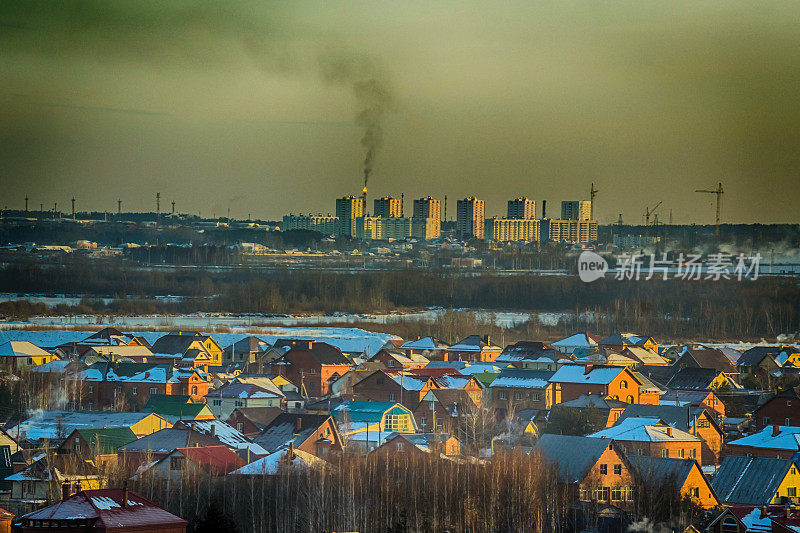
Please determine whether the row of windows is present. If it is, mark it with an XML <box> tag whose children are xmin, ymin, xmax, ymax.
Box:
<box><xmin>598</xmin><ymin>464</ymin><xmax>622</xmax><ymax>475</ymax></box>
<box><xmin>763</xmin><ymin>417</ymin><xmax>793</xmax><ymax>425</ymax></box>
<box><xmin>497</xmin><ymin>391</ymin><xmax>542</xmax><ymax>402</ymax></box>
<box><xmin>580</xmin><ymin>486</ymin><xmax>634</xmax><ymax>502</ymax></box>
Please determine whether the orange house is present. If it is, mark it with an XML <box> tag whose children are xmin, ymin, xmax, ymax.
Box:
<box><xmin>534</xmin><ymin>434</ymin><xmax>635</xmax><ymax>508</ymax></box>
<box><xmin>589</xmin><ymin>417</ymin><xmax>704</xmax><ymax>465</ymax></box>
<box><xmin>549</xmin><ymin>365</ymin><xmax>644</xmax><ymax>403</ymax></box>
<box><xmin>270</xmin><ymin>341</ymin><xmax>352</xmax><ymax>398</ymax></box>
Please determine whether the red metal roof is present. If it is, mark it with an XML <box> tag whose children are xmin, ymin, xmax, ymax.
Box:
<box><xmin>19</xmin><ymin>488</ymin><xmax>187</xmax><ymax>528</ymax></box>
<box><xmin>175</xmin><ymin>445</ymin><xmax>246</xmax><ymax>474</ymax></box>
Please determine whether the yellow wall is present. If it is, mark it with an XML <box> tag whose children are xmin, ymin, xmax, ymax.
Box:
<box><xmin>130</xmin><ymin>414</ymin><xmax>173</xmax><ymax>437</ymax></box>
<box><xmin>770</xmin><ymin>463</ymin><xmax>800</xmax><ymax>503</ymax></box>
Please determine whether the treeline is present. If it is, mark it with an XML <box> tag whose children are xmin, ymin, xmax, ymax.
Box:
<box><xmin>0</xmin><ymin>261</ymin><xmax>798</xmax><ymax>340</ymax></box>
<box><xmin>110</xmin><ymin>452</ymin><xmax>703</xmax><ymax>533</ymax></box>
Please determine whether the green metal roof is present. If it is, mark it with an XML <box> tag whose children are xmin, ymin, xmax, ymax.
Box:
<box><xmin>75</xmin><ymin>427</ymin><xmax>138</xmax><ymax>453</ymax></box>
<box><xmin>473</xmin><ymin>372</ymin><xmax>499</xmax><ymax>386</ymax></box>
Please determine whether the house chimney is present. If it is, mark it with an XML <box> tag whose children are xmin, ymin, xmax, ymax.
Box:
<box><xmin>308</xmin><ymin>341</ymin><xmax>313</xmax><ymax>350</ymax></box>
<box><xmin>122</xmin><ymin>481</ymin><xmax>128</xmax><ymax>508</ymax></box>
<box><xmin>191</xmin><ymin>421</ymin><xmax>196</xmax><ymax>432</ymax></box>
<box><xmin>584</xmin><ymin>364</ymin><xmax>593</xmax><ymax>375</ymax></box>
<box><xmin>295</xmin><ymin>417</ymin><xmax>302</xmax><ymax>433</ymax></box>
<box><xmin>210</xmin><ymin>424</ymin><xmax>216</xmax><ymax>436</ymax></box>
<box><xmin>761</xmin><ymin>507</ymin><xmax>768</xmax><ymax>519</ymax></box>
<box><xmin>773</xmin><ymin>424</ymin><xmax>781</xmax><ymax>437</ymax></box>
<box><xmin>666</xmin><ymin>427</ymin><xmax>673</xmax><ymax>437</ymax></box>
<box><xmin>61</xmin><ymin>483</ymin><xmax>71</xmax><ymax>501</ymax></box>
<box><xmin>483</xmin><ymin>335</ymin><xmax>491</xmax><ymax>345</ymax></box>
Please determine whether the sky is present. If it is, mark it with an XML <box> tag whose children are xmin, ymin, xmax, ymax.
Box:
<box><xmin>1</xmin><ymin>1</ymin><xmax>799</xmax><ymax>224</ymax></box>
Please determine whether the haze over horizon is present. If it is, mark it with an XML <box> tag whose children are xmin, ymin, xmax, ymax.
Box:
<box><xmin>2</xmin><ymin>2</ymin><xmax>799</xmax><ymax>224</ymax></box>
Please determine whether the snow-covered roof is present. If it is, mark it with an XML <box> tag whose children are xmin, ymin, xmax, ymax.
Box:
<box><xmin>9</xmin><ymin>410</ymin><xmax>160</xmax><ymax>442</ymax></box>
<box><xmin>180</xmin><ymin>419</ymin><xmax>266</xmax><ymax>455</ymax></box>
<box><xmin>728</xmin><ymin>426</ymin><xmax>800</xmax><ymax>451</ymax></box>
<box><xmin>551</xmin><ymin>333</ymin><xmax>598</xmax><ymax>348</ymax></box>
<box><xmin>549</xmin><ymin>365</ymin><xmax>626</xmax><ymax>385</ymax></box>
<box><xmin>399</xmin><ymin>337</ymin><xmax>446</xmax><ymax>350</ymax></box>
<box><xmin>0</xmin><ymin>340</ymin><xmax>52</xmax><ymax>357</ymax></box>
<box><xmin>588</xmin><ymin>417</ymin><xmax>700</xmax><ymax>442</ymax></box>
<box><xmin>229</xmin><ymin>447</ymin><xmax>324</xmax><ymax>475</ymax></box>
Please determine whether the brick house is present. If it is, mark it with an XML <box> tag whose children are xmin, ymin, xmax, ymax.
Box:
<box><xmin>369</xmin><ymin>349</ymin><xmax>428</xmax><ymax>369</ymax></box>
<box><xmin>660</xmin><ymin>389</ymin><xmax>726</xmax><ymax>418</ymax></box>
<box><xmin>270</xmin><ymin>341</ymin><xmax>352</xmax><ymax>398</ymax></box>
<box><xmin>149</xmin><ymin>332</ymin><xmax>224</xmax><ymax>370</ymax></box>
<box><xmin>534</xmin><ymin>434</ymin><xmax>635</xmax><ymax>508</ymax></box>
<box><xmin>444</xmin><ymin>335</ymin><xmax>502</xmax><ymax>362</ymax></box>
<box><xmin>72</xmin><ymin>362</ymin><xmax>208</xmax><ymax>411</ymax></box>
<box><xmin>57</xmin><ymin>427</ymin><xmax>138</xmax><ymax>468</ymax></box>
<box><xmin>614</xmin><ymin>404</ymin><xmax>724</xmax><ymax>465</ymax></box>
<box><xmin>253</xmin><ymin>413</ymin><xmax>343</xmax><ymax>460</ymax></box>
<box><xmin>589</xmin><ymin>417</ymin><xmax>704</xmax><ymax>465</ymax></box>
<box><xmin>753</xmin><ymin>387</ymin><xmax>800</xmax><ymax>430</ymax></box>
<box><xmin>412</xmin><ymin>389</ymin><xmax>477</xmax><ymax>434</ymax></box>
<box><xmin>626</xmin><ymin>456</ymin><xmax>719</xmax><ymax>509</ymax></box>
<box><xmin>489</xmin><ymin>369</ymin><xmax>558</xmax><ymax>411</ymax></box>
<box><xmin>548</xmin><ymin>365</ymin><xmax>644</xmax><ymax>404</ymax></box>
<box><xmin>353</xmin><ymin>370</ymin><xmax>439</xmax><ymax>409</ymax></box>
<box><xmin>727</xmin><ymin>426</ymin><xmax>800</xmax><ymax>459</ymax></box>
<box><xmin>225</xmin><ymin>407</ymin><xmax>283</xmax><ymax>438</ymax></box>
<box><xmin>371</xmin><ymin>433</ymin><xmax>461</xmax><ymax>458</ymax></box>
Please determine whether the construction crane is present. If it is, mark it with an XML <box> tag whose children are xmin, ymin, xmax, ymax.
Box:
<box><xmin>644</xmin><ymin>201</ymin><xmax>662</xmax><ymax>226</ymax></box>
<box><xmin>590</xmin><ymin>182</ymin><xmax>599</xmax><ymax>220</ymax></box>
<box><xmin>695</xmin><ymin>182</ymin><xmax>724</xmax><ymax>235</ymax></box>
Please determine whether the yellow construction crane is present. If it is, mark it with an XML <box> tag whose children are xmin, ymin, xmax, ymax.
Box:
<box><xmin>644</xmin><ymin>201</ymin><xmax>662</xmax><ymax>226</ymax></box>
<box><xmin>695</xmin><ymin>182</ymin><xmax>724</xmax><ymax>235</ymax></box>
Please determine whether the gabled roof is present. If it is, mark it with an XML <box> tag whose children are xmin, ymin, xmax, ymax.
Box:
<box><xmin>0</xmin><ymin>340</ymin><xmax>52</xmax><ymax>358</ymax></box>
<box><xmin>728</xmin><ymin>426</ymin><xmax>800</xmax><ymax>452</ymax></box>
<box><xmin>73</xmin><ymin>427</ymin><xmax>138</xmax><ymax>453</ymax></box>
<box><xmin>19</xmin><ymin>489</ymin><xmax>187</xmax><ymax>528</ymax></box>
<box><xmin>399</xmin><ymin>337</ymin><xmax>449</xmax><ymax>350</ymax></box>
<box><xmin>551</xmin><ymin>332</ymin><xmax>601</xmax><ymax>348</ymax></box>
<box><xmin>10</xmin><ymin>410</ymin><xmax>165</xmax><ymax>442</ymax></box>
<box><xmin>227</xmin><ymin>407</ymin><xmax>284</xmax><ymax>429</ymax></box>
<box><xmin>490</xmin><ymin>369</ymin><xmax>554</xmax><ymax>389</ymax></box>
<box><xmin>173</xmin><ymin>420</ymin><xmax>266</xmax><ymax>455</ymax></box>
<box><xmin>549</xmin><ymin>365</ymin><xmax>634</xmax><ymax>385</ymax></box>
<box><xmin>637</xmin><ymin>365</ymin><xmax>679</xmax><ymax>388</ymax></box>
<box><xmin>332</xmin><ymin>401</ymin><xmax>411</xmax><ymax>423</ymax></box>
<box><xmin>447</xmin><ymin>335</ymin><xmax>500</xmax><ymax>352</ymax></box>
<box><xmin>141</xmin><ymin>395</ymin><xmax>211</xmax><ymax>421</ymax></box>
<box><xmin>253</xmin><ymin>413</ymin><xmax>334</xmax><ymax>453</ymax></box>
<box><xmin>533</xmin><ymin>434</ymin><xmax>616</xmax><ymax>483</ymax></box>
<box><xmin>117</xmin><ymin>428</ymin><xmax>220</xmax><ymax>453</ymax></box>
<box><xmin>205</xmin><ymin>382</ymin><xmax>283</xmax><ymax>400</ymax></box>
<box><xmin>278</xmin><ymin>340</ymin><xmax>352</xmax><ymax>365</ymax></box>
<box><xmin>712</xmin><ymin>456</ymin><xmax>796</xmax><ymax>505</ymax></box>
<box><xmin>737</xmin><ymin>346</ymin><xmax>798</xmax><ymax>368</ymax></box>
<box><xmin>626</xmin><ymin>455</ymin><xmax>698</xmax><ymax>487</ymax></box>
<box><xmin>598</xmin><ymin>333</ymin><xmax>641</xmax><ymax>346</ymax></box>
<box><xmin>555</xmin><ymin>394</ymin><xmax>626</xmax><ymax>410</ymax></box>
<box><xmin>622</xmin><ymin>347</ymin><xmax>668</xmax><ymax>366</ymax></box>
<box><xmin>678</xmin><ymin>348</ymin><xmax>736</xmax><ymax>373</ymax></box>
<box><xmin>230</xmin><ymin>446</ymin><xmax>326</xmax><ymax>475</ymax></box>
<box><xmin>615</xmin><ymin>404</ymin><xmax>716</xmax><ymax>433</ymax></box>
<box><xmin>170</xmin><ymin>445</ymin><xmax>246</xmax><ymax>474</ymax></box>
<box><xmin>496</xmin><ymin>342</ymin><xmax>558</xmax><ymax>364</ymax></box>
<box><xmin>226</xmin><ymin>336</ymin><xmax>268</xmax><ymax>353</ymax></box>
<box><xmin>589</xmin><ymin>417</ymin><xmax>700</xmax><ymax>442</ymax></box>
<box><xmin>420</xmin><ymin>389</ymin><xmax>477</xmax><ymax>415</ymax></box>
<box><xmin>150</xmin><ymin>333</ymin><xmax>213</xmax><ymax>356</ymax></box>
<box><xmin>666</xmin><ymin>367</ymin><xmax>729</xmax><ymax>390</ymax></box>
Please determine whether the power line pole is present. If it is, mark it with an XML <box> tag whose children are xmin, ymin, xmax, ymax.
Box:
<box><xmin>71</xmin><ymin>197</ymin><xmax>75</xmax><ymax>221</ymax></box>
<box><xmin>156</xmin><ymin>192</ymin><xmax>161</xmax><ymax>226</ymax></box>
<box><xmin>117</xmin><ymin>199</ymin><xmax>122</xmax><ymax>216</ymax></box>
<box><xmin>171</xmin><ymin>200</ymin><xmax>175</xmax><ymax>215</ymax></box>
<box><xmin>24</xmin><ymin>196</ymin><xmax>28</xmax><ymax>212</ymax></box>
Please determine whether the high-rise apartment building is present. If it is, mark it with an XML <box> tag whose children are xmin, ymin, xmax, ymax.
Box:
<box><xmin>561</xmin><ymin>201</ymin><xmax>592</xmax><ymax>221</ymax></box>
<box><xmin>507</xmin><ymin>197</ymin><xmax>536</xmax><ymax>219</ymax></box>
<box><xmin>456</xmin><ymin>197</ymin><xmax>485</xmax><ymax>239</ymax></box>
<box><xmin>413</xmin><ymin>197</ymin><xmax>441</xmax><ymax>221</ymax></box>
<box><xmin>374</xmin><ymin>196</ymin><xmax>402</xmax><ymax>218</ymax></box>
<box><xmin>486</xmin><ymin>217</ymin><xmax>540</xmax><ymax>242</ymax></box>
<box><xmin>335</xmin><ymin>195</ymin><xmax>365</xmax><ymax>237</ymax></box>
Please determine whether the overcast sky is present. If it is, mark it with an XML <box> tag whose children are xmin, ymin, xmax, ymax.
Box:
<box><xmin>2</xmin><ymin>1</ymin><xmax>799</xmax><ymax>223</ymax></box>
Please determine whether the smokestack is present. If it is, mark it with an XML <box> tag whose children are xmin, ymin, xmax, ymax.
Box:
<box><xmin>400</xmin><ymin>193</ymin><xmax>404</xmax><ymax>218</ymax></box>
<box><xmin>542</xmin><ymin>200</ymin><xmax>547</xmax><ymax>219</ymax></box>
<box><xmin>444</xmin><ymin>195</ymin><xmax>447</xmax><ymax>222</ymax></box>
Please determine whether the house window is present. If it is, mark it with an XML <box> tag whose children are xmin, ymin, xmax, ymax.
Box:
<box><xmin>191</xmin><ymin>386</ymin><xmax>198</xmax><ymax>395</ymax></box>
<box><xmin>132</xmin><ymin>386</ymin><xmax>138</xmax><ymax>395</ymax></box>
<box><xmin>626</xmin><ymin>396</ymin><xmax>634</xmax><ymax>403</ymax></box>
<box><xmin>419</xmin><ymin>417</ymin><xmax>427</xmax><ymax>429</ymax></box>
<box><xmin>788</xmin><ymin>487</ymin><xmax>797</xmax><ymax>497</ymax></box>
<box><xmin>514</xmin><ymin>392</ymin><xmax>522</xmax><ymax>401</ymax></box>
<box><xmin>150</xmin><ymin>387</ymin><xmax>158</xmax><ymax>395</ymax></box>
<box><xmin>661</xmin><ymin>449</ymin><xmax>668</xmax><ymax>458</ymax></box>
<box><xmin>678</xmin><ymin>449</ymin><xmax>685</xmax><ymax>458</ymax></box>
<box><xmin>213</xmin><ymin>400</ymin><xmax>222</xmax><ymax>406</ymax></box>
<box><xmin>88</xmin><ymin>385</ymin><xmax>94</xmax><ymax>394</ymax></box>
<box><xmin>87</xmin><ymin>401</ymin><xmax>93</xmax><ymax>410</ymax></box>
<box><xmin>532</xmin><ymin>393</ymin><xmax>541</xmax><ymax>402</ymax></box>
<box><xmin>396</xmin><ymin>442</ymin><xmax>404</xmax><ymax>452</ymax></box>
<box><xmin>637</xmin><ymin>448</ymin><xmax>643</xmax><ymax>456</ymax></box>
<box><xmin>599</xmin><ymin>464</ymin><xmax>607</xmax><ymax>475</ymax></box>
<box><xmin>115</xmin><ymin>386</ymin><xmax>122</xmax><ymax>394</ymax></box>
<box><xmin>389</xmin><ymin>393</ymin><xmax>396</xmax><ymax>402</ymax></box>
<box><xmin>235</xmin><ymin>400</ymin><xmax>243</xmax><ymax>407</ymax></box>
<box><xmin>613</xmin><ymin>464</ymin><xmax>621</xmax><ymax>475</ymax></box>
<box><xmin>620</xmin><ymin>380</ymin><xmax>627</xmax><ymax>389</ymax></box>
<box><xmin>787</xmin><ymin>418</ymin><xmax>792</xmax><ymax>426</ymax></box>
<box><xmin>721</xmin><ymin>516</ymin><xmax>739</xmax><ymax>533</ymax></box>
<box><xmin>788</xmin><ymin>400</ymin><xmax>793</xmax><ymax>407</ymax></box>
<box><xmin>237</xmin><ymin>423</ymin><xmax>243</xmax><ymax>432</ymax></box>
<box><xmin>385</xmin><ymin>414</ymin><xmax>410</xmax><ymax>432</ymax></box>
<box><xmin>170</xmin><ymin>456</ymin><xmax>184</xmax><ymax>470</ymax></box>
<box><xmin>498</xmin><ymin>391</ymin><xmax>507</xmax><ymax>400</ymax></box>
<box><xmin>690</xmin><ymin>487</ymin><xmax>700</xmax><ymax>498</ymax></box>
<box><xmin>611</xmin><ymin>487</ymin><xmax>623</xmax><ymax>501</ymax></box>
<box><xmin>764</xmin><ymin>416</ymin><xmax>770</xmax><ymax>425</ymax></box>
<box><xmin>690</xmin><ymin>449</ymin><xmax>696</xmax><ymax>459</ymax></box>
<box><xmin>697</xmin><ymin>419</ymin><xmax>710</xmax><ymax>428</ymax></box>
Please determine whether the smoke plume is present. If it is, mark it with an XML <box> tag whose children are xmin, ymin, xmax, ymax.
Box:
<box><xmin>321</xmin><ymin>55</ymin><xmax>394</xmax><ymax>195</ymax></box>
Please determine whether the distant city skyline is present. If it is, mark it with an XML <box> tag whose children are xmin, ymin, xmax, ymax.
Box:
<box><xmin>2</xmin><ymin>2</ymin><xmax>799</xmax><ymax>224</ymax></box>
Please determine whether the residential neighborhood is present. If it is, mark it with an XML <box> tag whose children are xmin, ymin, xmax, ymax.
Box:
<box><xmin>0</xmin><ymin>325</ymin><xmax>798</xmax><ymax>531</ymax></box>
